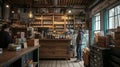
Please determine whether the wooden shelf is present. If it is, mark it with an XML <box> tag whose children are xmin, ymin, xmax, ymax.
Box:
<box><xmin>30</xmin><ymin>15</ymin><xmax>79</xmax><ymax>33</ymax></box>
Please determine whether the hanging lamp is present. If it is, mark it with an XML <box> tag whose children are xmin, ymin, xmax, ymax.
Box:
<box><xmin>28</xmin><ymin>4</ymin><xmax>33</xmax><ymax>18</ymax></box>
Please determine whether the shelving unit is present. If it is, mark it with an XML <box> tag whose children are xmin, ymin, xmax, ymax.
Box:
<box><xmin>54</xmin><ymin>15</ymin><xmax>65</xmax><ymax>33</ymax></box>
<box><xmin>66</xmin><ymin>15</ymin><xmax>75</xmax><ymax>29</ymax></box>
<box><xmin>109</xmin><ymin>47</ymin><xmax>120</xmax><ymax>67</ymax></box>
<box><xmin>90</xmin><ymin>46</ymin><xmax>110</xmax><ymax>67</ymax></box>
<box><xmin>30</xmin><ymin>14</ymin><xmax>78</xmax><ymax>33</ymax></box>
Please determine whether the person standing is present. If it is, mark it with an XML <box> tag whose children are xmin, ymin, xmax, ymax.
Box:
<box><xmin>0</xmin><ymin>24</ymin><xmax>13</xmax><ymax>48</ymax></box>
<box><xmin>70</xmin><ymin>30</ymin><xmax>78</xmax><ymax>57</ymax></box>
<box><xmin>75</xmin><ymin>24</ymin><xmax>84</xmax><ymax>62</ymax></box>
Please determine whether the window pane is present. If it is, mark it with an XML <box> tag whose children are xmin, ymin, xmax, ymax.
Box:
<box><xmin>109</xmin><ymin>8</ymin><xmax>114</xmax><ymax>17</ymax></box>
<box><xmin>96</xmin><ymin>22</ymin><xmax>98</xmax><ymax>30</ymax></box>
<box><xmin>109</xmin><ymin>17</ymin><xmax>114</xmax><ymax>29</ymax></box>
<box><xmin>95</xmin><ymin>22</ymin><xmax>97</xmax><ymax>30</ymax></box>
<box><xmin>115</xmin><ymin>16</ymin><xmax>118</xmax><ymax>28</ymax></box>
<box><xmin>94</xmin><ymin>13</ymin><xmax>100</xmax><ymax>31</ymax></box>
<box><xmin>95</xmin><ymin>21</ymin><xmax>100</xmax><ymax>30</ymax></box>
<box><xmin>118</xmin><ymin>5</ymin><xmax>120</xmax><ymax>14</ymax></box>
<box><xmin>119</xmin><ymin>15</ymin><xmax>120</xmax><ymax>26</ymax></box>
<box><xmin>96</xmin><ymin>16</ymin><xmax>99</xmax><ymax>21</ymax></box>
<box><xmin>98</xmin><ymin>16</ymin><xmax>100</xmax><ymax>21</ymax></box>
<box><xmin>98</xmin><ymin>21</ymin><xmax>100</xmax><ymax>30</ymax></box>
<box><xmin>115</xmin><ymin>6</ymin><xmax>118</xmax><ymax>15</ymax></box>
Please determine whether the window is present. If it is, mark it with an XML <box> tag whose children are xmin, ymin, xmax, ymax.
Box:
<box><xmin>94</xmin><ymin>13</ymin><xmax>100</xmax><ymax>32</ymax></box>
<box><xmin>108</xmin><ymin>5</ymin><xmax>120</xmax><ymax>29</ymax></box>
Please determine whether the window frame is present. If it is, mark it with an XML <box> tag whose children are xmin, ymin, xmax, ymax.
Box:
<box><xmin>108</xmin><ymin>5</ymin><xmax>120</xmax><ymax>29</ymax></box>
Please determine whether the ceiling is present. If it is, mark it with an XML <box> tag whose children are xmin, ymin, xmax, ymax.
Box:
<box><xmin>9</xmin><ymin>0</ymin><xmax>95</xmax><ymax>8</ymax></box>
<box><xmin>7</xmin><ymin>0</ymin><xmax>98</xmax><ymax>15</ymax></box>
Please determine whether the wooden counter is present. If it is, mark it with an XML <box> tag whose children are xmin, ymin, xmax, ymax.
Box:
<box><xmin>39</xmin><ymin>39</ymin><xmax>71</xmax><ymax>59</ymax></box>
<box><xmin>0</xmin><ymin>46</ymin><xmax>39</xmax><ymax>67</ymax></box>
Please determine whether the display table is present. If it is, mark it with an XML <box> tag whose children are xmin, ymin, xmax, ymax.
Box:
<box><xmin>0</xmin><ymin>46</ymin><xmax>40</xmax><ymax>67</ymax></box>
<box><xmin>39</xmin><ymin>39</ymin><xmax>71</xmax><ymax>59</ymax></box>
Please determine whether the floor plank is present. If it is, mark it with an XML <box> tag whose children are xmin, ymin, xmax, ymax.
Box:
<box><xmin>67</xmin><ymin>60</ymin><xmax>74</xmax><ymax>67</ymax></box>
<box><xmin>51</xmin><ymin>60</ymin><xmax>56</xmax><ymax>67</ymax></box>
<box><xmin>56</xmin><ymin>60</ymin><xmax>61</xmax><ymax>67</ymax></box>
<box><xmin>39</xmin><ymin>58</ymin><xmax>84</xmax><ymax>67</ymax></box>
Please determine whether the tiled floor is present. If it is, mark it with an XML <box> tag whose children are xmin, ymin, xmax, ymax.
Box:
<box><xmin>39</xmin><ymin>58</ymin><xmax>84</xmax><ymax>67</ymax></box>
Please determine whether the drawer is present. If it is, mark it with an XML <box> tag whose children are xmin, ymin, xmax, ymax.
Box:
<box><xmin>110</xmin><ymin>60</ymin><xmax>120</xmax><ymax>67</ymax></box>
<box><xmin>39</xmin><ymin>52</ymin><xmax>55</xmax><ymax>56</ymax></box>
<box><xmin>39</xmin><ymin>52</ymin><xmax>69</xmax><ymax>57</ymax></box>
<box><xmin>40</xmin><ymin>46</ymin><xmax>68</xmax><ymax>49</ymax></box>
<box><xmin>54</xmin><ymin>52</ymin><xmax>68</xmax><ymax>57</ymax></box>
<box><xmin>110</xmin><ymin>55</ymin><xmax>120</xmax><ymax>64</ymax></box>
<box><xmin>111</xmin><ymin>48</ymin><xmax>120</xmax><ymax>57</ymax></box>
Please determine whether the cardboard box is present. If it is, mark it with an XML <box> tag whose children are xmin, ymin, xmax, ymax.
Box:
<box><xmin>27</xmin><ymin>39</ymin><xmax>39</xmax><ymax>46</ymax></box>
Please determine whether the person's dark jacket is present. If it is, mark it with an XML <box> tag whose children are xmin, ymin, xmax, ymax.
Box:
<box><xmin>0</xmin><ymin>31</ymin><xmax>13</xmax><ymax>48</ymax></box>
<box><xmin>76</xmin><ymin>30</ymin><xmax>84</xmax><ymax>45</ymax></box>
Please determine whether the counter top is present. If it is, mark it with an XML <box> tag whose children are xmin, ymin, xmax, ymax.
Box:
<box><xmin>39</xmin><ymin>39</ymin><xmax>71</xmax><ymax>41</ymax></box>
<box><xmin>0</xmin><ymin>45</ymin><xmax>40</xmax><ymax>66</ymax></box>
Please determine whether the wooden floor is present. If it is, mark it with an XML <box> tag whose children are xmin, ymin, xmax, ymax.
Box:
<box><xmin>39</xmin><ymin>58</ymin><xmax>84</xmax><ymax>67</ymax></box>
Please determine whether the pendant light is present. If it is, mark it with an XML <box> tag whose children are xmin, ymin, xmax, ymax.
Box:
<box><xmin>28</xmin><ymin>4</ymin><xmax>33</xmax><ymax>18</ymax></box>
<box><xmin>29</xmin><ymin>10</ymin><xmax>33</xmax><ymax>18</ymax></box>
<box><xmin>6</xmin><ymin>4</ymin><xmax>9</xmax><ymax>8</ymax></box>
<box><xmin>67</xmin><ymin>7</ymin><xmax>72</xmax><ymax>14</ymax></box>
<box><xmin>68</xmin><ymin>10</ymin><xmax>71</xmax><ymax>13</ymax></box>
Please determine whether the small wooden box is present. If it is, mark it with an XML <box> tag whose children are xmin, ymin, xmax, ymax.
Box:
<box><xmin>98</xmin><ymin>36</ymin><xmax>107</xmax><ymax>47</ymax></box>
<box><xmin>115</xmin><ymin>32</ymin><xmax>120</xmax><ymax>40</ymax></box>
<box><xmin>27</xmin><ymin>39</ymin><xmax>39</xmax><ymax>46</ymax></box>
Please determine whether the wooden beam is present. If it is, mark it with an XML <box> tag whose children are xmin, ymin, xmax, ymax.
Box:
<box><xmin>73</xmin><ymin>0</ymin><xmax>76</xmax><ymax>6</ymax></box>
<box><xmin>69</xmin><ymin>0</ymin><xmax>71</xmax><ymax>5</ymax></box>
<box><xmin>70</xmin><ymin>0</ymin><xmax>72</xmax><ymax>5</ymax></box>
<box><xmin>78</xmin><ymin>0</ymin><xmax>81</xmax><ymax>5</ymax></box>
<box><xmin>71</xmin><ymin>0</ymin><xmax>74</xmax><ymax>5</ymax></box>
<box><xmin>66</xmin><ymin>0</ymin><xmax>68</xmax><ymax>5</ymax></box>
<box><xmin>58</xmin><ymin>0</ymin><xmax>60</xmax><ymax>5</ymax></box>
<box><xmin>33</xmin><ymin>5</ymin><xmax>85</xmax><ymax>9</ymax></box>
<box><xmin>45</xmin><ymin>0</ymin><xmax>48</xmax><ymax>5</ymax></box>
<box><xmin>60</xmin><ymin>0</ymin><xmax>62</xmax><ymax>5</ymax></box>
<box><xmin>64</xmin><ymin>0</ymin><xmax>67</xmax><ymax>5</ymax></box>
